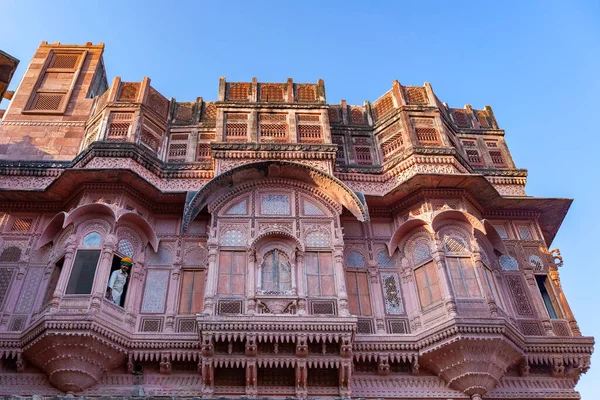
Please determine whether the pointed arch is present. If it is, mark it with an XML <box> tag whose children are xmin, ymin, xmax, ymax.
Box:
<box><xmin>482</xmin><ymin>219</ymin><xmax>509</xmax><ymax>255</ymax></box>
<box><xmin>431</xmin><ymin>209</ymin><xmax>486</xmax><ymax>236</ymax></box>
<box><xmin>63</xmin><ymin>203</ymin><xmax>117</xmax><ymax>229</ymax></box>
<box><xmin>37</xmin><ymin>211</ymin><xmax>67</xmax><ymax>249</ymax></box>
<box><xmin>116</xmin><ymin>212</ymin><xmax>159</xmax><ymax>251</ymax></box>
<box><xmin>182</xmin><ymin>161</ymin><xmax>369</xmax><ymax>233</ymax></box>
<box><xmin>388</xmin><ymin>218</ymin><xmax>433</xmax><ymax>256</ymax></box>
<box><xmin>249</xmin><ymin>230</ymin><xmax>305</xmax><ymax>253</ymax></box>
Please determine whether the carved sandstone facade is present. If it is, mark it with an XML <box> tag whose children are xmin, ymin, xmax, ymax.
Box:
<box><xmin>0</xmin><ymin>42</ymin><xmax>593</xmax><ymax>399</ymax></box>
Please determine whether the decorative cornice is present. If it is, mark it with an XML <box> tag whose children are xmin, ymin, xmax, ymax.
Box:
<box><xmin>0</xmin><ymin>120</ymin><xmax>86</xmax><ymax>127</ymax></box>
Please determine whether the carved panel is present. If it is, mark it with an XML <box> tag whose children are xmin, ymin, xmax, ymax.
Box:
<box><xmin>381</xmin><ymin>272</ymin><xmax>404</xmax><ymax>314</ymax></box>
<box><xmin>141</xmin><ymin>269</ymin><xmax>170</xmax><ymax>313</ymax></box>
<box><xmin>14</xmin><ymin>267</ymin><xmax>44</xmax><ymax>313</ymax></box>
<box><xmin>0</xmin><ymin>267</ymin><xmax>15</xmax><ymax>309</ymax></box>
<box><xmin>505</xmin><ymin>275</ymin><xmax>534</xmax><ymax>316</ymax></box>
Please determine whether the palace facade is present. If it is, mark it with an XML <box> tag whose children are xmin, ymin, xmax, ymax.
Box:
<box><xmin>0</xmin><ymin>42</ymin><xmax>593</xmax><ymax>399</ymax></box>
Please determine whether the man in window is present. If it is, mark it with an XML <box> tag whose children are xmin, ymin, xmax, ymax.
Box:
<box><xmin>106</xmin><ymin>257</ymin><xmax>132</xmax><ymax>306</ymax></box>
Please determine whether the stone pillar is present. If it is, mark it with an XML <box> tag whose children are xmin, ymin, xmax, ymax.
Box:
<box><xmin>432</xmin><ymin>235</ymin><xmax>457</xmax><ymax>317</ymax></box>
<box><xmin>399</xmin><ymin>258</ymin><xmax>421</xmax><ymax>331</ymax></box>
<box><xmin>471</xmin><ymin>242</ymin><xmax>498</xmax><ymax>317</ymax></box>
<box><xmin>291</xmin><ymin>250</ymin><xmax>298</xmax><ymax>295</ymax></box>
<box><xmin>203</xmin><ymin>234</ymin><xmax>219</xmax><ymax>315</ymax></box>
<box><xmin>523</xmin><ymin>268</ymin><xmax>554</xmax><ymax>335</ymax></box>
<box><xmin>90</xmin><ymin>233</ymin><xmax>118</xmax><ymax>312</ymax></box>
<box><xmin>296</xmin><ymin>252</ymin><xmax>307</xmax><ymax>315</ymax></box>
<box><xmin>367</xmin><ymin>262</ymin><xmax>386</xmax><ymax>333</ymax></box>
<box><xmin>295</xmin><ymin>360</ymin><xmax>308</xmax><ymax>399</ymax></box>
<box><xmin>334</xmin><ymin>247</ymin><xmax>349</xmax><ymax>316</ymax></box>
<box><xmin>164</xmin><ymin>255</ymin><xmax>182</xmax><ymax>332</ymax></box>
<box><xmin>52</xmin><ymin>234</ymin><xmax>77</xmax><ymax>303</ymax></box>
<box><xmin>548</xmin><ymin>267</ymin><xmax>581</xmax><ymax>335</ymax></box>
<box><xmin>245</xmin><ymin>359</ymin><xmax>258</xmax><ymax>397</ymax></box>
<box><xmin>246</xmin><ymin>251</ymin><xmax>256</xmax><ymax>314</ymax></box>
<box><xmin>126</xmin><ymin>259</ymin><xmax>145</xmax><ymax>328</ymax></box>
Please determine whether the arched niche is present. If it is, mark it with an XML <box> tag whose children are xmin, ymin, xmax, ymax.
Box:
<box><xmin>482</xmin><ymin>219</ymin><xmax>509</xmax><ymax>255</ymax></box>
<box><xmin>431</xmin><ymin>209</ymin><xmax>486</xmax><ymax>236</ymax></box>
<box><xmin>250</xmin><ymin>231</ymin><xmax>304</xmax><ymax>255</ymax></box>
<box><xmin>116</xmin><ymin>212</ymin><xmax>159</xmax><ymax>252</ymax></box>
<box><xmin>388</xmin><ymin>218</ymin><xmax>433</xmax><ymax>256</ymax></box>
<box><xmin>182</xmin><ymin>161</ymin><xmax>369</xmax><ymax>233</ymax></box>
<box><xmin>63</xmin><ymin>203</ymin><xmax>117</xmax><ymax>229</ymax></box>
<box><xmin>37</xmin><ymin>211</ymin><xmax>67</xmax><ymax>249</ymax></box>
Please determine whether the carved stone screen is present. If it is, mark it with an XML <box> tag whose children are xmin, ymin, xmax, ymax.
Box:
<box><xmin>260</xmin><ymin>194</ymin><xmax>290</xmax><ymax>215</ymax></box>
<box><xmin>141</xmin><ymin>269</ymin><xmax>170</xmax><ymax>313</ymax></box>
<box><xmin>381</xmin><ymin>272</ymin><xmax>404</xmax><ymax>314</ymax></box>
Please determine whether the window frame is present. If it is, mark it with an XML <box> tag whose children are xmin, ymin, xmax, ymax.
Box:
<box><xmin>414</xmin><ymin>259</ymin><xmax>442</xmax><ymax>310</ymax></box>
<box><xmin>446</xmin><ymin>255</ymin><xmax>483</xmax><ymax>299</ymax></box>
<box><xmin>260</xmin><ymin>249</ymin><xmax>292</xmax><ymax>294</ymax></box>
<box><xmin>24</xmin><ymin>49</ymin><xmax>88</xmax><ymax>115</ymax></box>
<box><xmin>64</xmin><ymin>231</ymin><xmax>103</xmax><ymax>296</ymax></box>
<box><xmin>345</xmin><ymin>270</ymin><xmax>372</xmax><ymax>317</ymax></box>
<box><xmin>217</xmin><ymin>250</ymin><xmax>246</xmax><ymax>296</ymax></box>
<box><xmin>304</xmin><ymin>251</ymin><xmax>335</xmax><ymax>297</ymax></box>
<box><xmin>178</xmin><ymin>268</ymin><xmax>206</xmax><ymax>315</ymax></box>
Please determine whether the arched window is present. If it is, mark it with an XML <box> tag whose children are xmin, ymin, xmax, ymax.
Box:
<box><xmin>529</xmin><ymin>255</ymin><xmax>544</xmax><ymax>272</ymax></box>
<box><xmin>261</xmin><ymin>249</ymin><xmax>291</xmax><ymax>294</ymax></box>
<box><xmin>82</xmin><ymin>232</ymin><xmax>102</xmax><ymax>247</ymax></box>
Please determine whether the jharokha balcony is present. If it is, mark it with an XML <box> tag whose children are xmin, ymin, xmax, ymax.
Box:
<box><xmin>0</xmin><ymin>42</ymin><xmax>592</xmax><ymax>400</ymax></box>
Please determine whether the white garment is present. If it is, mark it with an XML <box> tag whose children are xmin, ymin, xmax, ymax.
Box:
<box><xmin>107</xmin><ymin>269</ymin><xmax>128</xmax><ymax>306</ymax></box>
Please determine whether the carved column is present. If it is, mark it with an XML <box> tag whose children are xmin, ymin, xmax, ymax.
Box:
<box><xmin>339</xmin><ymin>359</ymin><xmax>352</xmax><ymax>398</ymax></box>
<box><xmin>164</xmin><ymin>254</ymin><xmax>182</xmax><ymax>332</ymax></box>
<box><xmin>523</xmin><ymin>268</ymin><xmax>554</xmax><ymax>335</ymax></box>
<box><xmin>51</xmin><ymin>234</ymin><xmax>77</xmax><ymax>307</ymax></box>
<box><xmin>432</xmin><ymin>235</ymin><xmax>456</xmax><ymax>317</ymax></box>
<box><xmin>549</xmin><ymin>266</ymin><xmax>581</xmax><ymax>335</ymax></box>
<box><xmin>203</xmin><ymin>241</ymin><xmax>219</xmax><ymax>315</ymax></box>
<box><xmin>471</xmin><ymin>242</ymin><xmax>498</xmax><ymax>317</ymax></box>
<box><xmin>246</xmin><ymin>250</ymin><xmax>256</xmax><ymax>314</ymax></box>
<box><xmin>333</xmin><ymin>247</ymin><xmax>349</xmax><ymax>316</ymax></box>
<box><xmin>245</xmin><ymin>359</ymin><xmax>258</xmax><ymax>397</ymax></box>
<box><xmin>126</xmin><ymin>259</ymin><xmax>145</xmax><ymax>328</ymax></box>
<box><xmin>296</xmin><ymin>252</ymin><xmax>307</xmax><ymax>315</ymax></box>
<box><xmin>291</xmin><ymin>250</ymin><xmax>298</xmax><ymax>295</ymax></box>
<box><xmin>367</xmin><ymin>261</ymin><xmax>386</xmax><ymax>333</ymax></box>
<box><xmin>399</xmin><ymin>258</ymin><xmax>421</xmax><ymax>331</ymax></box>
<box><xmin>90</xmin><ymin>233</ymin><xmax>118</xmax><ymax>312</ymax></box>
<box><xmin>295</xmin><ymin>360</ymin><xmax>308</xmax><ymax>399</ymax></box>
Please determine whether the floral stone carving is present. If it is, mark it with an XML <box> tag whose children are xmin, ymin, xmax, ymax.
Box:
<box><xmin>23</xmin><ymin>327</ymin><xmax>126</xmax><ymax>393</ymax></box>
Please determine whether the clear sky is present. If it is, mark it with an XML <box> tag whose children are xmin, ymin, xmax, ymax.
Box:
<box><xmin>2</xmin><ymin>0</ymin><xmax>599</xmax><ymax>397</ymax></box>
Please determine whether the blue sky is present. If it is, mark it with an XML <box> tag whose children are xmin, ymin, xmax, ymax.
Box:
<box><xmin>2</xmin><ymin>0</ymin><xmax>599</xmax><ymax>396</ymax></box>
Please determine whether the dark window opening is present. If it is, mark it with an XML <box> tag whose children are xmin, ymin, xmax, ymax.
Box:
<box><xmin>66</xmin><ymin>250</ymin><xmax>101</xmax><ymax>294</ymax></box>
<box><xmin>536</xmin><ymin>275</ymin><xmax>559</xmax><ymax>319</ymax></box>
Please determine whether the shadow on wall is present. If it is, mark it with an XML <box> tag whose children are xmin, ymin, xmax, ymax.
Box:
<box><xmin>0</xmin><ymin>135</ymin><xmax>57</xmax><ymax>161</ymax></box>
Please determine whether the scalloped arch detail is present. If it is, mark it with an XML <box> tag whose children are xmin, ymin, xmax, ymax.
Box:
<box><xmin>182</xmin><ymin>161</ymin><xmax>369</xmax><ymax>233</ymax></box>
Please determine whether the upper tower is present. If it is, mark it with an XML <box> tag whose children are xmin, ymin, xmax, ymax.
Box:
<box><xmin>0</xmin><ymin>41</ymin><xmax>106</xmax><ymax>160</ymax></box>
